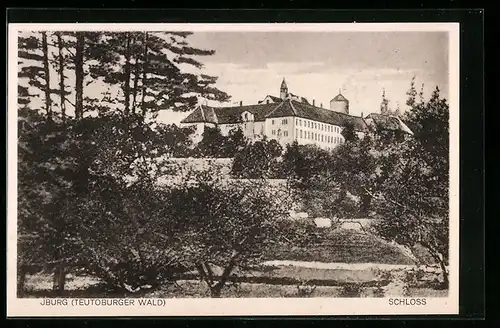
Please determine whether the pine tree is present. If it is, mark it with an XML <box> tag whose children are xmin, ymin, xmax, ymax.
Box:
<box><xmin>74</xmin><ymin>32</ymin><xmax>85</xmax><ymax>119</ymax></box>
<box><xmin>406</xmin><ymin>76</ymin><xmax>417</xmax><ymax>108</ymax></box>
<box><xmin>85</xmin><ymin>31</ymin><xmax>230</xmax><ymax>118</ymax></box>
<box><xmin>52</xmin><ymin>32</ymin><xmax>73</xmax><ymax>121</ymax></box>
<box><xmin>18</xmin><ymin>33</ymin><xmax>47</xmax><ymax>113</ymax></box>
<box><xmin>419</xmin><ymin>83</ymin><xmax>425</xmax><ymax>104</ymax></box>
<box><xmin>394</xmin><ymin>102</ymin><xmax>401</xmax><ymax>117</ymax></box>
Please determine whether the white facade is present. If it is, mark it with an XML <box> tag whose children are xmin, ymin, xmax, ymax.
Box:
<box><xmin>291</xmin><ymin>117</ymin><xmax>345</xmax><ymax>150</ymax></box>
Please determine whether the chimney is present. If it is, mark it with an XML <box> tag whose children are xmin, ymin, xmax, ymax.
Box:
<box><xmin>313</xmin><ymin>99</ymin><xmax>315</xmax><ymax>106</ymax></box>
<box><xmin>240</xmin><ymin>101</ymin><xmax>242</xmax><ymax>106</ymax></box>
<box><xmin>361</xmin><ymin>112</ymin><xmax>363</xmax><ymax>118</ymax></box>
<box><xmin>320</xmin><ymin>103</ymin><xmax>323</xmax><ymax>108</ymax></box>
<box><xmin>266</xmin><ymin>99</ymin><xmax>270</xmax><ymax>104</ymax></box>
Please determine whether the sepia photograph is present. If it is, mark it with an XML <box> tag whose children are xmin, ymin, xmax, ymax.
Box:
<box><xmin>7</xmin><ymin>22</ymin><xmax>459</xmax><ymax>316</ymax></box>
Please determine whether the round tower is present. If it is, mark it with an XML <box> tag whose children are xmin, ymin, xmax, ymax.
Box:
<box><xmin>280</xmin><ymin>78</ymin><xmax>288</xmax><ymax>100</ymax></box>
<box><xmin>330</xmin><ymin>89</ymin><xmax>349</xmax><ymax>114</ymax></box>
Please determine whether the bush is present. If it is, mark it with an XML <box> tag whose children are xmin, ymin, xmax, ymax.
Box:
<box><xmin>339</xmin><ymin>284</ymin><xmax>362</xmax><ymax>297</ymax></box>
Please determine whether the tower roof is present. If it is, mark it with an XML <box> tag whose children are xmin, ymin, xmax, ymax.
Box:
<box><xmin>281</xmin><ymin>78</ymin><xmax>287</xmax><ymax>89</ymax></box>
<box><xmin>331</xmin><ymin>93</ymin><xmax>348</xmax><ymax>102</ymax></box>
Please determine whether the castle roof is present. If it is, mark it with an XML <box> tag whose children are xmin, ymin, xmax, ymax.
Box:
<box><xmin>258</xmin><ymin>95</ymin><xmax>283</xmax><ymax>104</ymax></box>
<box><xmin>181</xmin><ymin>102</ymin><xmax>279</xmax><ymax>124</ymax></box>
<box><xmin>181</xmin><ymin>99</ymin><xmax>369</xmax><ymax>131</ymax></box>
<box><xmin>364</xmin><ymin>113</ymin><xmax>413</xmax><ymax>135</ymax></box>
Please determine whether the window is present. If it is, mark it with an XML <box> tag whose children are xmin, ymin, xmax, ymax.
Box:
<box><xmin>296</xmin><ymin>119</ymin><xmax>298</xmax><ymax>125</ymax></box>
<box><xmin>314</xmin><ymin>123</ymin><xmax>317</xmax><ymax>129</ymax></box>
<box><xmin>315</xmin><ymin>133</ymin><xmax>317</xmax><ymax>141</ymax></box>
<box><xmin>321</xmin><ymin>135</ymin><xmax>324</xmax><ymax>142</ymax></box>
<box><xmin>272</xmin><ymin>120</ymin><xmax>275</xmax><ymax>125</ymax></box>
<box><xmin>272</xmin><ymin>130</ymin><xmax>276</xmax><ymax>135</ymax></box>
<box><xmin>282</xmin><ymin>119</ymin><xmax>288</xmax><ymax>125</ymax></box>
<box><xmin>284</xmin><ymin>131</ymin><xmax>288</xmax><ymax>137</ymax></box>
<box><xmin>300</xmin><ymin>130</ymin><xmax>303</xmax><ymax>138</ymax></box>
<box><xmin>295</xmin><ymin>128</ymin><xmax>298</xmax><ymax>137</ymax></box>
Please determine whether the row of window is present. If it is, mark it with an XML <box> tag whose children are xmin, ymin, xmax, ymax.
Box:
<box><xmin>271</xmin><ymin>130</ymin><xmax>289</xmax><ymax>137</ymax></box>
<box><xmin>296</xmin><ymin>129</ymin><xmax>342</xmax><ymax>144</ymax></box>
<box><xmin>270</xmin><ymin>118</ymin><xmax>340</xmax><ymax>134</ymax></box>
<box><xmin>296</xmin><ymin>118</ymin><xmax>340</xmax><ymax>133</ymax></box>
<box><xmin>271</xmin><ymin>119</ymin><xmax>288</xmax><ymax>125</ymax></box>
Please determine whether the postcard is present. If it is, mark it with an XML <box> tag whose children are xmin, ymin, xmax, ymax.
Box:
<box><xmin>7</xmin><ymin>22</ymin><xmax>459</xmax><ymax>317</ymax></box>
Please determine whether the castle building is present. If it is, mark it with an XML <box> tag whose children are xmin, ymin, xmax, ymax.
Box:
<box><xmin>180</xmin><ymin>78</ymin><xmax>412</xmax><ymax>150</ymax></box>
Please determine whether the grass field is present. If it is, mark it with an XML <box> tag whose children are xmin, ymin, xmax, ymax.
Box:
<box><xmin>264</xmin><ymin>228</ymin><xmax>415</xmax><ymax>265</ymax></box>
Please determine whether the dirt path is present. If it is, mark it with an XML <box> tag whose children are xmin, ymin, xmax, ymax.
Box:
<box><xmin>261</xmin><ymin>260</ymin><xmax>442</xmax><ymax>272</ymax></box>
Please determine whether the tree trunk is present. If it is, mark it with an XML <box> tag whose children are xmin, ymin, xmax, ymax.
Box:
<box><xmin>52</xmin><ymin>264</ymin><xmax>66</xmax><ymax>295</ymax></box>
<box><xmin>131</xmin><ymin>58</ymin><xmax>141</xmax><ymax>114</ymax></box>
<box><xmin>41</xmin><ymin>32</ymin><xmax>52</xmax><ymax>120</ymax></box>
<box><xmin>124</xmin><ymin>33</ymin><xmax>131</xmax><ymax>116</ymax></box>
<box><xmin>209</xmin><ymin>285</ymin><xmax>224</xmax><ymax>298</ymax></box>
<box><xmin>52</xmin><ymin>247</ymin><xmax>66</xmax><ymax>295</ymax></box>
<box><xmin>56</xmin><ymin>33</ymin><xmax>66</xmax><ymax>121</ymax></box>
<box><xmin>437</xmin><ymin>254</ymin><xmax>449</xmax><ymax>289</ymax></box>
<box><xmin>208</xmin><ymin>254</ymin><xmax>238</xmax><ymax>298</ymax></box>
<box><xmin>337</xmin><ymin>189</ymin><xmax>347</xmax><ymax>205</ymax></box>
<box><xmin>140</xmin><ymin>32</ymin><xmax>148</xmax><ymax>116</ymax></box>
<box><xmin>75</xmin><ymin>32</ymin><xmax>85</xmax><ymax>119</ymax></box>
<box><xmin>360</xmin><ymin>192</ymin><xmax>372</xmax><ymax>215</ymax></box>
<box><xmin>421</xmin><ymin>242</ymin><xmax>449</xmax><ymax>289</ymax></box>
<box><xmin>17</xmin><ymin>265</ymin><xmax>26</xmax><ymax>297</ymax></box>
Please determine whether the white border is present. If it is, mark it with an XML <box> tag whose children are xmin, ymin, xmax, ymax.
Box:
<box><xmin>7</xmin><ymin>22</ymin><xmax>460</xmax><ymax>317</ymax></box>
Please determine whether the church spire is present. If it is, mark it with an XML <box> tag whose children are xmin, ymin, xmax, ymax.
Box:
<box><xmin>280</xmin><ymin>77</ymin><xmax>288</xmax><ymax>100</ymax></box>
<box><xmin>380</xmin><ymin>88</ymin><xmax>389</xmax><ymax>114</ymax></box>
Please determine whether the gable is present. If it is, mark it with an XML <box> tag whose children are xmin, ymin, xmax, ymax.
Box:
<box><xmin>265</xmin><ymin>101</ymin><xmax>296</xmax><ymax>119</ymax></box>
<box><xmin>180</xmin><ymin>106</ymin><xmax>205</xmax><ymax>124</ymax></box>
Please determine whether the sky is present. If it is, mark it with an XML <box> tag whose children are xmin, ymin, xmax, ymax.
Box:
<box><xmin>157</xmin><ymin>31</ymin><xmax>449</xmax><ymax>124</ymax></box>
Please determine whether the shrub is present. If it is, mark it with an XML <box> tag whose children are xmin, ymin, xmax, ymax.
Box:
<box><xmin>339</xmin><ymin>284</ymin><xmax>362</xmax><ymax>297</ymax></box>
<box><xmin>295</xmin><ymin>282</ymin><xmax>317</xmax><ymax>298</ymax></box>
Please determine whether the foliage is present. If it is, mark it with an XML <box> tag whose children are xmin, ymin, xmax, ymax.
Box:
<box><xmin>18</xmin><ymin>110</ymin><xmax>201</xmax><ymax>289</ymax></box>
<box><xmin>371</xmin><ymin>82</ymin><xmax>450</xmax><ymax>287</ymax></box>
<box><xmin>194</xmin><ymin>126</ymin><xmax>248</xmax><ymax>158</ymax></box>
<box><xmin>167</xmin><ymin>169</ymin><xmax>300</xmax><ymax>297</ymax></box>
<box><xmin>66</xmin><ymin>182</ymin><xmax>190</xmax><ymax>292</ymax></box>
<box><xmin>231</xmin><ymin>138</ymin><xmax>283</xmax><ymax>178</ymax></box>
